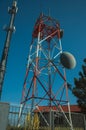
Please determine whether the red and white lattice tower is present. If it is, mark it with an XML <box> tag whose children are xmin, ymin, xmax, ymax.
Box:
<box><xmin>18</xmin><ymin>13</ymin><xmax>73</xmax><ymax>130</ymax></box>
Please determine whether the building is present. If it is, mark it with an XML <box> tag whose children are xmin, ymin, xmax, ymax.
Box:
<box><xmin>34</xmin><ymin>105</ymin><xmax>85</xmax><ymax>128</ymax></box>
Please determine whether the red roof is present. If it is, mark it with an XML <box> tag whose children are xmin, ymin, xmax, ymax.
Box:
<box><xmin>62</xmin><ymin>105</ymin><xmax>81</xmax><ymax>112</ymax></box>
<box><xmin>34</xmin><ymin>105</ymin><xmax>81</xmax><ymax>113</ymax></box>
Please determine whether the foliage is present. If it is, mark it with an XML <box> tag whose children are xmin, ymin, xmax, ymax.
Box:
<box><xmin>25</xmin><ymin>112</ymin><xmax>40</xmax><ymax>130</ymax></box>
<box><xmin>72</xmin><ymin>58</ymin><xmax>86</xmax><ymax>113</ymax></box>
<box><xmin>33</xmin><ymin>113</ymin><xmax>40</xmax><ymax>129</ymax></box>
<box><xmin>25</xmin><ymin>112</ymin><xmax>33</xmax><ymax>130</ymax></box>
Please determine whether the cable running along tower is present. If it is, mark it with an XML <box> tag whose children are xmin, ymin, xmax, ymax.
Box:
<box><xmin>0</xmin><ymin>1</ymin><xmax>18</xmax><ymax>100</ymax></box>
<box><xmin>19</xmin><ymin>13</ymin><xmax>74</xmax><ymax>130</ymax></box>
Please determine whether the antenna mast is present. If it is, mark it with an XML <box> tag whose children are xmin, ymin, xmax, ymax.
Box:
<box><xmin>0</xmin><ymin>1</ymin><xmax>18</xmax><ymax>100</ymax></box>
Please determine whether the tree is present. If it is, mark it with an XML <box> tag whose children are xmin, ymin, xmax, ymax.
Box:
<box><xmin>33</xmin><ymin>113</ymin><xmax>40</xmax><ymax>129</ymax></box>
<box><xmin>25</xmin><ymin>112</ymin><xmax>40</xmax><ymax>130</ymax></box>
<box><xmin>25</xmin><ymin>112</ymin><xmax>31</xmax><ymax>130</ymax></box>
<box><xmin>72</xmin><ymin>58</ymin><xmax>86</xmax><ymax>113</ymax></box>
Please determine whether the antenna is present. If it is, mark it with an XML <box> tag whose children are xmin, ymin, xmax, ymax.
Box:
<box><xmin>0</xmin><ymin>1</ymin><xmax>18</xmax><ymax>100</ymax></box>
<box><xmin>48</xmin><ymin>8</ymin><xmax>50</xmax><ymax>17</ymax></box>
<box><xmin>39</xmin><ymin>1</ymin><xmax>43</xmax><ymax>16</ymax></box>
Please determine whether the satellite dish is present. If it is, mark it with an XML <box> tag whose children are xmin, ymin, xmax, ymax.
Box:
<box><xmin>60</xmin><ymin>51</ymin><xmax>76</xmax><ymax>69</ymax></box>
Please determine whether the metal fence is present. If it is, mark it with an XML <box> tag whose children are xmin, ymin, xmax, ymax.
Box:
<box><xmin>7</xmin><ymin>105</ymin><xmax>86</xmax><ymax>130</ymax></box>
<box><xmin>8</xmin><ymin>105</ymin><xmax>28</xmax><ymax>127</ymax></box>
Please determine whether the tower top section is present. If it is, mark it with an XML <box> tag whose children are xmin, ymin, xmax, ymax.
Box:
<box><xmin>32</xmin><ymin>13</ymin><xmax>63</xmax><ymax>41</ymax></box>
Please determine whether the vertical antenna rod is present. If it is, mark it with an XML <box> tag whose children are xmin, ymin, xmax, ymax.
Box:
<box><xmin>0</xmin><ymin>1</ymin><xmax>18</xmax><ymax>100</ymax></box>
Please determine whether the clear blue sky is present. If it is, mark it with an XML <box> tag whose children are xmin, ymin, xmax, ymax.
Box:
<box><xmin>0</xmin><ymin>0</ymin><xmax>86</xmax><ymax>105</ymax></box>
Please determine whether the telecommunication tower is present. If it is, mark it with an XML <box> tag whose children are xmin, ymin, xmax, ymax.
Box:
<box><xmin>0</xmin><ymin>1</ymin><xmax>18</xmax><ymax>100</ymax></box>
<box><xmin>18</xmin><ymin>13</ymin><xmax>75</xmax><ymax>130</ymax></box>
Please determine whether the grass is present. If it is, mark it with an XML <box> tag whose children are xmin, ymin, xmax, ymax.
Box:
<box><xmin>55</xmin><ymin>127</ymin><xmax>83</xmax><ymax>130</ymax></box>
<box><xmin>7</xmin><ymin>126</ymin><xmax>84</xmax><ymax>130</ymax></box>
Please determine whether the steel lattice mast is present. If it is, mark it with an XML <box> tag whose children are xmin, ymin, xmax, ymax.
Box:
<box><xmin>0</xmin><ymin>1</ymin><xmax>18</xmax><ymax>100</ymax></box>
<box><xmin>18</xmin><ymin>13</ymin><xmax>73</xmax><ymax>130</ymax></box>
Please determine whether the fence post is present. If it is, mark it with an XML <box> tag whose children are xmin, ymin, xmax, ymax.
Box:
<box><xmin>84</xmin><ymin>114</ymin><xmax>86</xmax><ymax>130</ymax></box>
<box><xmin>49</xmin><ymin>109</ymin><xmax>54</xmax><ymax>130</ymax></box>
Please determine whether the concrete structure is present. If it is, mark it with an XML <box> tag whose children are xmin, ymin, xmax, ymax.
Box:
<box><xmin>0</xmin><ymin>102</ymin><xmax>10</xmax><ymax>130</ymax></box>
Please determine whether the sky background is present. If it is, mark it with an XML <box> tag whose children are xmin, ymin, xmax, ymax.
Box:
<box><xmin>0</xmin><ymin>0</ymin><xmax>86</xmax><ymax>105</ymax></box>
